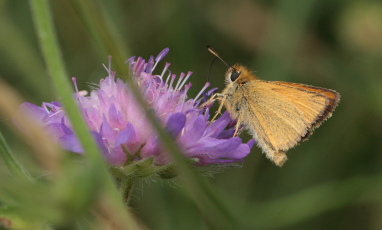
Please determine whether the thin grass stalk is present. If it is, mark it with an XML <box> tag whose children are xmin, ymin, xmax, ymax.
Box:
<box><xmin>29</xmin><ymin>0</ymin><xmax>140</xmax><ymax>228</ymax></box>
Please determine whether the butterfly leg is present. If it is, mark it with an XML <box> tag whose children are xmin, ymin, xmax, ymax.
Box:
<box><xmin>200</xmin><ymin>93</ymin><xmax>227</xmax><ymax>122</ymax></box>
<box><xmin>200</xmin><ymin>93</ymin><xmax>224</xmax><ymax>107</ymax></box>
<box><xmin>211</xmin><ymin>94</ymin><xmax>227</xmax><ymax>122</ymax></box>
<box><xmin>233</xmin><ymin>115</ymin><xmax>242</xmax><ymax>137</ymax></box>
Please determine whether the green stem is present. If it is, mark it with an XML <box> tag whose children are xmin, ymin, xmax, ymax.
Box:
<box><xmin>121</xmin><ymin>176</ymin><xmax>136</xmax><ymax>205</ymax></box>
<box><xmin>29</xmin><ymin>0</ymin><xmax>140</xmax><ymax>229</ymax></box>
<box><xmin>29</xmin><ymin>0</ymin><xmax>104</xmax><ymax>167</ymax></box>
<box><xmin>0</xmin><ymin>131</ymin><xmax>30</xmax><ymax>180</ymax></box>
<box><xmin>109</xmin><ymin>168</ymin><xmax>136</xmax><ymax>205</ymax></box>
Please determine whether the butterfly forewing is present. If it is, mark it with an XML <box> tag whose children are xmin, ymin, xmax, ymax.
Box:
<box><xmin>238</xmin><ymin>80</ymin><xmax>335</xmax><ymax>165</ymax></box>
<box><xmin>272</xmin><ymin>81</ymin><xmax>340</xmax><ymax>131</ymax></box>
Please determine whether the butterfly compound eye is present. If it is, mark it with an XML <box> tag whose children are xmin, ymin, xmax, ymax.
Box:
<box><xmin>230</xmin><ymin>71</ymin><xmax>241</xmax><ymax>82</ymax></box>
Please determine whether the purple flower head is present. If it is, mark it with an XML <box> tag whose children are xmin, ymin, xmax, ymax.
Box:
<box><xmin>16</xmin><ymin>48</ymin><xmax>255</xmax><ymax>167</ymax></box>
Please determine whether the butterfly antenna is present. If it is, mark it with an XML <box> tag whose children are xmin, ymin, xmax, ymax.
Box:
<box><xmin>207</xmin><ymin>45</ymin><xmax>232</xmax><ymax>69</ymax></box>
<box><xmin>207</xmin><ymin>57</ymin><xmax>218</xmax><ymax>83</ymax></box>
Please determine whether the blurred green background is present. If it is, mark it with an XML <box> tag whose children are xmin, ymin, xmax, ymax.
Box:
<box><xmin>1</xmin><ymin>0</ymin><xmax>382</xmax><ymax>229</ymax></box>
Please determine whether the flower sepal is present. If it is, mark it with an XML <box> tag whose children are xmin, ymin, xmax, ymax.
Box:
<box><xmin>110</xmin><ymin>157</ymin><xmax>201</xmax><ymax>180</ymax></box>
<box><xmin>110</xmin><ymin>157</ymin><xmax>171</xmax><ymax>179</ymax></box>
<box><xmin>157</xmin><ymin>158</ymin><xmax>202</xmax><ymax>179</ymax></box>
<box><xmin>156</xmin><ymin>166</ymin><xmax>177</xmax><ymax>179</ymax></box>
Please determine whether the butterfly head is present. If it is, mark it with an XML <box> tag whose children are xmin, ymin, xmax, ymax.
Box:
<box><xmin>226</xmin><ymin>64</ymin><xmax>257</xmax><ymax>85</ymax></box>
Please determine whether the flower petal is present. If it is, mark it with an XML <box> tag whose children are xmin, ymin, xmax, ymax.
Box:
<box><xmin>45</xmin><ymin>123</ymin><xmax>66</xmax><ymax>141</ymax></box>
<box><xmin>187</xmin><ymin>137</ymin><xmax>241</xmax><ymax>155</ymax></box>
<box><xmin>100</xmin><ymin>115</ymin><xmax>116</xmax><ymax>143</ymax></box>
<box><xmin>106</xmin><ymin>146</ymin><xmax>127</xmax><ymax>165</ymax></box>
<box><xmin>122</xmin><ymin>123</ymin><xmax>141</xmax><ymax>155</ymax></box>
<box><xmin>216</xmin><ymin>129</ymin><xmax>235</xmax><ymax>139</ymax></box>
<box><xmin>19</xmin><ymin>102</ymin><xmax>47</xmax><ymax>122</ymax></box>
<box><xmin>186</xmin><ymin>137</ymin><xmax>252</xmax><ymax>165</ymax></box>
<box><xmin>247</xmin><ymin>139</ymin><xmax>256</xmax><ymax>149</ymax></box>
<box><xmin>115</xmin><ymin>123</ymin><xmax>135</xmax><ymax>146</ymax></box>
<box><xmin>165</xmin><ymin>113</ymin><xmax>186</xmax><ymax>138</ymax></box>
<box><xmin>141</xmin><ymin>136</ymin><xmax>161</xmax><ymax>158</ymax></box>
<box><xmin>59</xmin><ymin>134</ymin><xmax>84</xmax><ymax>153</ymax></box>
<box><xmin>179</xmin><ymin>115</ymin><xmax>207</xmax><ymax>149</ymax></box>
<box><xmin>205</xmin><ymin>111</ymin><xmax>232</xmax><ymax>137</ymax></box>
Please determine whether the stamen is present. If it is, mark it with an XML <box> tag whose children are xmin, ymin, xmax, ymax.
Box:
<box><xmin>134</xmin><ymin>57</ymin><xmax>143</xmax><ymax>74</ymax></box>
<box><xmin>155</xmin><ymin>48</ymin><xmax>170</xmax><ymax>62</ymax></box>
<box><xmin>102</xmin><ymin>56</ymin><xmax>114</xmax><ymax>77</ymax></box>
<box><xmin>42</xmin><ymin>110</ymin><xmax>63</xmax><ymax>122</ymax></box>
<box><xmin>178</xmin><ymin>71</ymin><xmax>192</xmax><ymax>90</ymax></box>
<box><xmin>42</xmin><ymin>102</ymin><xmax>53</xmax><ymax>113</ymax></box>
<box><xmin>174</xmin><ymin>72</ymin><xmax>185</xmax><ymax>91</ymax></box>
<box><xmin>72</xmin><ymin>77</ymin><xmax>83</xmax><ymax>103</ymax></box>
<box><xmin>179</xmin><ymin>83</ymin><xmax>192</xmax><ymax>111</ymax></box>
<box><xmin>125</xmin><ymin>56</ymin><xmax>136</xmax><ymax>64</ymax></box>
<box><xmin>152</xmin><ymin>75</ymin><xmax>163</xmax><ymax>85</ymax></box>
<box><xmin>165</xmin><ymin>70</ymin><xmax>172</xmax><ymax>86</ymax></box>
<box><xmin>194</xmin><ymin>82</ymin><xmax>210</xmax><ymax>101</ymax></box>
<box><xmin>169</xmin><ymin>74</ymin><xmax>176</xmax><ymax>90</ymax></box>
<box><xmin>135</xmin><ymin>59</ymin><xmax>145</xmax><ymax>77</ymax></box>
<box><xmin>185</xmin><ymin>108</ymin><xmax>201</xmax><ymax>114</ymax></box>
<box><xmin>207</xmin><ymin>88</ymin><xmax>218</xmax><ymax>96</ymax></box>
<box><xmin>160</xmin><ymin>62</ymin><xmax>171</xmax><ymax>79</ymax></box>
<box><xmin>108</xmin><ymin>56</ymin><xmax>112</xmax><ymax>72</ymax></box>
<box><xmin>146</xmin><ymin>56</ymin><xmax>154</xmax><ymax>73</ymax></box>
<box><xmin>72</xmin><ymin>77</ymin><xmax>79</xmax><ymax>94</ymax></box>
<box><xmin>203</xmin><ymin>88</ymin><xmax>218</xmax><ymax>103</ymax></box>
<box><xmin>184</xmin><ymin>82</ymin><xmax>192</xmax><ymax>93</ymax></box>
<box><xmin>152</xmin><ymin>48</ymin><xmax>169</xmax><ymax>71</ymax></box>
